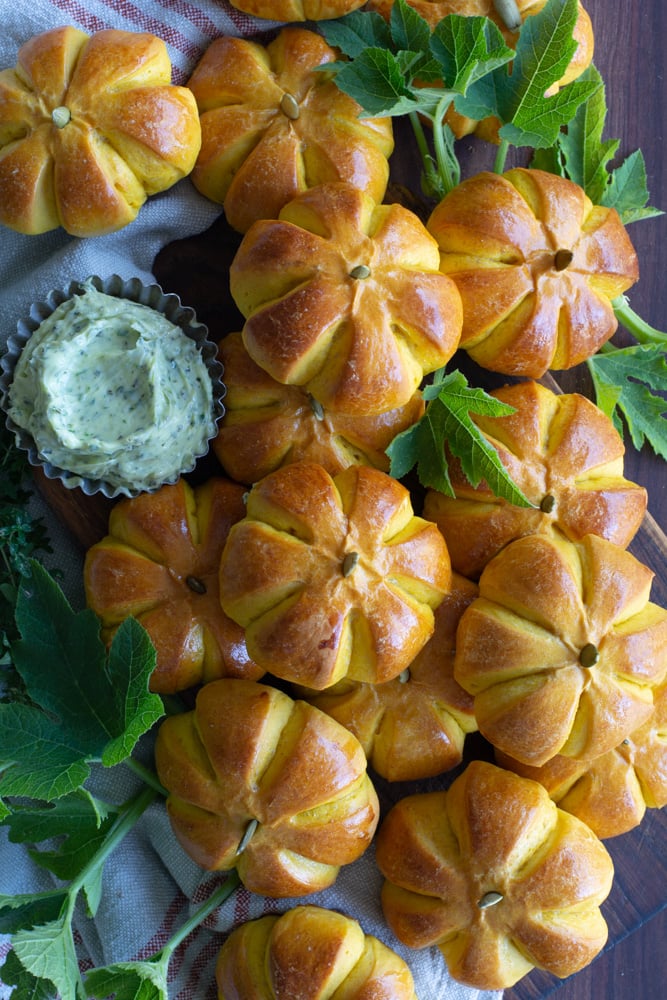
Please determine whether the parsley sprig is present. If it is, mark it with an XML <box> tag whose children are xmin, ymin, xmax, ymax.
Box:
<box><xmin>0</xmin><ymin>422</ymin><xmax>53</xmax><ymax>673</ymax></box>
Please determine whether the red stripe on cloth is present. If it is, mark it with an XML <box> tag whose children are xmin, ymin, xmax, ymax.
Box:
<box><xmin>169</xmin><ymin>920</ymin><xmax>209</xmax><ymax>987</ymax></box>
<box><xmin>154</xmin><ymin>0</ymin><xmax>226</xmax><ymax>39</ymax></box>
<box><xmin>45</xmin><ymin>0</ymin><xmax>209</xmax><ymax>79</ymax></box>
<box><xmin>173</xmin><ymin>933</ymin><xmax>221</xmax><ymax>1000</ymax></box>
<box><xmin>232</xmin><ymin>883</ymin><xmax>251</xmax><ymax>925</ymax></box>
<box><xmin>261</xmin><ymin>896</ymin><xmax>282</xmax><ymax>914</ymax></box>
<box><xmin>134</xmin><ymin>889</ymin><xmax>189</xmax><ymax>960</ymax></box>
<box><xmin>205</xmin><ymin>1</ymin><xmax>283</xmax><ymax>38</ymax></box>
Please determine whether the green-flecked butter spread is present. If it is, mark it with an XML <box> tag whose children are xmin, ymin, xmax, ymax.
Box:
<box><xmin>8</xmin><ymin>286</ymin><xmax>216</xmax><ymax>492</ymax></box>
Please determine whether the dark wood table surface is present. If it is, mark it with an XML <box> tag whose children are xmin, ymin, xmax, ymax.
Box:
<box><xmin>33</xmin><ymin>1</ymin><xmax>666</xmax><ymax>996</ymax></box>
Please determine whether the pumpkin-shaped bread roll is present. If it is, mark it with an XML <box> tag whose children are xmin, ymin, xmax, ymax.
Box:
<box><xmin>423</xmin><ymin>381</ymin><xmax>647</xmax><ymax>578</ymax></box>
<box><xmin>84</xmin><ymin>478</ymin><xmax>262</xmax><ymax>694</ymax></box>
<box><xmin>219</xmin><ymin>462</ymin><xmax>451</xmax><ymax>690</ymax></box>
<box><xmin>212</xmin><ymin>332</ymin><xmax>424</xmax><ymax>484</ymax></box>
<box><xmin>376</xmin><ymin>760</ymin><xmax>614</xmax><ymax>990</ymax></box>
<box><xmin>427</xmin><ymin>168</ymin><xmax>638</xmax><ymax>377</ymax></box>
<box><xmin>454</xmin><ymin>533</ymin><xmax>667</xmax><ymax>765</ymax></box>
<box><xmin>227</xmin><ymin>0</ymin><xmax>366</xmax><ymax>22</ymax></box>
<box><xmin>230</xmin><ymin>182</ymin><xmax>463</xmax><ymax>415</ymax></box>
<box><xmin>297</xmin><ymin>573</ymin><xmax>478</xmax><ymax>781</ymax></box>
<box><xmin>187</xmin><ymin>28</ymin><xmax>393</xmax><ymax>233</ymax></box>
<box><xmin>496</xmin><ymin>673</ymin><xmax>667</xmax><ymax>839</ymax></box>
<box><xmin>216</xmin><ymin>905</ymin><xmax>417</xmax><ymax>999</ymax></box>
<box><xmin>368</xmin><ymin>1</ymin><xmax>594</xmax><ymax>140</ymax></box>
<box><xmin>155</xmin><ymin>679</ymin><xmax>379</xmax><ymax>897</ymax></box>
<box><xmin>0</xmin><ymin>27</ymin><xmax>201</xmax><ymax>236</ymax></box>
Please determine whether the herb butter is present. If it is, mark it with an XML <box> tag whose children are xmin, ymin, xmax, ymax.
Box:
<box><xmin>8</xmin><ymin>286</ymin><xmax>216</xmax><ymax>493</ymax></box>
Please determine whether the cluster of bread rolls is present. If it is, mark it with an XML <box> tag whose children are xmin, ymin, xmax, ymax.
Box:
<box><xmin>5</xmin><ymin>6</ymin><xmax>660</xmax><ymax>996</ymax></box>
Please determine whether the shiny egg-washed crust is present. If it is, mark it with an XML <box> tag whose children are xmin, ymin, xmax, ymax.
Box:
<box><xmin>0</xmin><ymin>26</ymin><xmax>201</xmax><ymax>236</ymax></box>
<box><xmin>154</xmin><ymin>679</ymin><xmax>379</xmax><ymax>897</ymax></box>
<box><xmin>427</xmin><ymin>168</ymin><xmax>638</xmax><ymax>377</ymax></box>
<box><xmin>375</xmin><ymin>760</ymin><xmax>614</xmax><ymax>990</ymax></box>
<box><xmin>368</xmin><ymin>1</ymin><xmax>594</xmax><ymax>140</ymax></box>
<box><xmin>454</xmin><ymin>532</ymin><xmax>667</xmax><ymax>766</ymax></box>
<box><xmin>295</xmin><ymin>572</ymin><xmax>478</xmax><ymax>782</ymax></box>
<box><xmin>423</xmin><ymin>380</ymin><xmax>647</xmax><ymax>578</ymax></box>
<box><xmin>216</xmin><ymin>905</ymin><xmax>417</xmax><ymax>1000</ymax></box>
<box><xmin>84</xmin><ymin>478</ymin><xmax>263</xmax><ymax>694</ymax></box>
<box><xmin>230</xmin><ymin>181</ymin><xmax>463</xmax><ymax>416</ymax></box>
<box><xmin>218</xmin><ymin>461</ymin><xmax>452</xmax><ymax>690</ymax></box>
<box><xmin>187</xmin><ymin>28</ymin><xmax>393</xmax><ymax>233</ymax></box>
<box><xmin>495</xmin><ymin>673</ymin><xmax>667</xmax><ymax>839</ymax></box>
<box><xmin>212</xmin><ymin>332</ymin><xmax>425</xmax><ymax>484</ymax></box>
<box><xmin>227</xmin><ymin>0</ymin><xmax>365</xmax><ymax>22</ymax></box>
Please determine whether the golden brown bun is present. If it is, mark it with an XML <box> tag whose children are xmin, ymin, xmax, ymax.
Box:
<box><xmin>227</xmin><ymin>0</ymin><xmax>365</xmax><ymax>21</ymax></box>
<box><xmin>219</xmin><ymin>462</ymin><xmax>451</xmax><ymax>690</ymax></box>
<box><xmin>187</xmin><ymin>29</ymin><xmax>393</xmax><ymax>233</ymax></box>
<box><xmin>454</xmin><ymin>533</ymin><xmax>667</xmax><ymax>765</ymax></box>
<box><xmin>84</xmin><ymin>478</ymin><xmax>263</xmax><ymax>694</ymax></box>
<box><xmin>427</xmin><ymin>168</ymin><xmax>638</xmax><ymax>377</ymax></box>
<box><xmin>423</xmin><ymin>381</ymin><xmax>647</xmax><ymax>578</ymax></box>
<box><xmin>0</xmin><ymin>27</ymin><xmax>201</xmax><ymax>236</ymax></box>
<box><xmin>375</xmin><ymin>760</ymin><xmax>614</xmax><ymax>990</ymax></box>
<box><xmin>154</xmin><ymin>679</ymin><xmax>379</xmax><ymax>896</ymax></box>
<box><xmin>368</xmin><ymin>1</ymin><xmax>594</xmax><ymax>139</ymax></box>
<box><xmin>495</xmin><ymin>673</ymin><xmax>667</xmax><ymax>838</ymax></box>
<box><xmin>212</xmin><ymin>332</ymin><xmax>424</xmax><ymax>484</ymax></box>
<box><xmin>230</xmin><ymin>182</ymin><xmax>463</xmax><ymax>415</ymax></box>
<box><xmin>296</xmin><ymin>573</ymin><xmax>478</xmax><ymax>781</ymax></box>
<box><xmin>216</xmin><ymin>905</ymin><xmax>417</xmax><ymax>1000</ymax></box>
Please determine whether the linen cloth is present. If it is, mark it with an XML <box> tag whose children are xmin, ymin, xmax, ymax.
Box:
<box><xmin>0</xmin><ymin>2</ymin><xmax>503</xmax><ymax>998</ymax></box>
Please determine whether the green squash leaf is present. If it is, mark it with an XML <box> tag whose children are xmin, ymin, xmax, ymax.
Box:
<box><xmin>11</xmin><ymin>915</ymin><xmax>81</xmax><ymax>1000</ymax></box>
<box><xmin>531</xmin><ymin>64</ymin><xmax>663</xmax><ymax>222</ymax></box>
<box><xmin>0</xmin><ymin>562</ymin><xmax>162</xmax><ymax>805</ymax></box>
<box><xmin>0</xmin><ymin>949</ymin><xmax>56</xmax><ymax>1000</ymax></box>
<box><xmin>0</xmin><ymin>891</ymin><xmax>68</xmax><ymax>937</ymax></box>
<box><xmin>430</xmin><ymin>14</ymin><xmax>514</xmax><ymax>94</ymax></box>
<box><xmin>587</xmin><ymin>346</ymin><xmax>667</xmax><ymax>458</ymax></box>
<box><xmin>458</xmin><ymin>0</ymin><xmax>600</xmax><ymax>147</ymax></box>
<box><xmin>84</xmin><ymin>955</ymin><xmax>171</xmax><ymax>1000</ymax></box>
<box><xmin>387</xmin><ymin>369</ymin><xmax>534</xmax><ymax>505</ymax></box>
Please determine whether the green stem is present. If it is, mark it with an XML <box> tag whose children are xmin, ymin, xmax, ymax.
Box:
<box><xmin>158</xmin><ymin>871</ymin><xmax>241</xmax><ymax>959</ymax></box>
<box><xmin>69</xmin><ymin>785</ymin><xmax>157</xmax><ymax>898</ymax></box>
<box><xmin>613</xmin><ymin>295</ymin><xmax>667</xmax><ymax>347</ymax></box>
<box><xmin>431</xmin><ymin>94</ymin><xmax>459</xmax><ymax>196</ymax></box>
<box><xmin>409</xmin><ymin>110</ymin><xmax>441</xmax><ymax>200</ymax></box>
<box><xmin>493</xmin><ymin>138</ymin><xmax>510</xmax><ymax>174</ymax></box>
<box><xmin>0</xmin><ymin>547</ymin><xmax>17</xmax><ymax>592</ymax></box>
<box><xmin>124</xmin><ymin>756</ymin><xmax>168</xmax><ymax>797</ymax></box>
